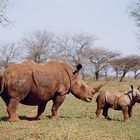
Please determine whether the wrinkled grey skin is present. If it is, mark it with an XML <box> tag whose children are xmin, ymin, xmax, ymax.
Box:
<box><xmin>95</xmin><ymin>85</ymin><xmax>140</xmax><ymax>121</ymax></box>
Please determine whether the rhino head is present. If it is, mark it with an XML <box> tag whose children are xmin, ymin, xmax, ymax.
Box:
<box><xmin>70</xmin><ymin>63</ymin><xmax>107</xmax><ymax>102</ymax></box>
<box><xmin>126</xmin><ymin>85</ymin><xmax>140</xmax><ymax>103</ymax></box>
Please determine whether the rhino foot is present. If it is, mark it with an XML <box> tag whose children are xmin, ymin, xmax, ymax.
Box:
<box><xmin>36</xmin><ymin>114</ymin><xmax>46</xmax><ymax>120</ymax></box>
<box><xmin>50</xmin><ymin>115</ymin><xmax>59</xmax><ymax>121</ymax></box>
<box><xmin>8</xmin><ymin>117</ymin><xmax>20</xmax><ymax>122</ymax></box>
<box><xmin>106</xmin><ymin>116</ymin><xmax>112</xmax><ymax>120</ymax></box>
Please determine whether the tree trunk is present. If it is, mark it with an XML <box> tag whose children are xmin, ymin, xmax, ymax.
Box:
<box><xmin>115</xmin><ymin>72</ymin><xmax>119</xmax><ymax>79</ymax></box>
<box><xmin>104</xmin><ymin>68</ymin><xmax>108</xmax><ymax>78</ymax></box>
<box><xmin>134</xmin><ymin>70</ymin><xmax>137</xmax><ymax>79</ymax></box>
<box><xmin>115</xmin><ymin>70</ymin><xmax>119</xmax><ymax>79</ymax></box>
<box><xmin>133</xmin><ymin>70</ymin><xmax>140</xmax><ymax>79</ymax></box>
<box><xmin>134</xmin><ymin>72</ymin><xmax>140</xmax><ymax>79</ymax></box>
<box><xmin>95</xmin><ymin>71</ymin><xmax>99</xmax><ymax>81</ymax></box>
<box><xmin>119</xmin><ymin>71</ymin><xmax>127</xmax><ymax>82</ymax></box>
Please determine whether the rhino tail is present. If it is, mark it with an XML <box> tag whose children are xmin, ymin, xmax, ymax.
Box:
<box><xmin>0</xmin><ymin>76</ymin><xmax>5</xmax><ymax>94</ymax></box>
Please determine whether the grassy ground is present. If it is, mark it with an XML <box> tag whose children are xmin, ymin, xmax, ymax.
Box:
<box><xmin>0</xmin><ymin>80</ymin><xmax>140</xmax><ymax>140</ymax></box>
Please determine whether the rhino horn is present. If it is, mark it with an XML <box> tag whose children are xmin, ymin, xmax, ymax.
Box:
<box><xmin>92</xmin><ymin>79</ymin><xmax>109</xmax><ymax>95</ymax></box>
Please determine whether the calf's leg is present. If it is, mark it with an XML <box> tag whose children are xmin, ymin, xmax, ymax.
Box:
<box><xmin>102</xmin><ymin>106</ymin><xmax>111</xmax><ymax>120</ymax></box>
<box><xmin>128</xmin><ymin>106</ymin><xmax>133</xmax><ymax>118</ymax></box>
<box><xmin>95</xmin><ymin>108</ymin><xmax>102</xmax><ymax>118</ymax></box>
<box><xmin>95</xmin><ymin>101</ymin><xmax>103</xmax><ymax>118</ymax></box>
<box><xmin>122</xmin><ymin>106</ymin><xmax>129</xmax><ymax>122</ymax></box>
<box><xmin>95</xmin><ymin>94</ymin><xmax>105</xmax><ymax>118</ymax></box>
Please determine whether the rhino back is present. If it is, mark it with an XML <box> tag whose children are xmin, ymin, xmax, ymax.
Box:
<box><xmin>31</xmin><ymin>62</ymin><xmax>71</xmax><ymax>95</ymax></box>
<box><xmin>2</xmin><ymin>61</ymin><xmax>71</xmax><ymax>105</ymax></box>
<box><xmin>105</xmin><ymin>91</ymin><xmax>122</xmax><ymax>105</ymax></box>
<box><xmin>2</xmin><ymin>63</ymin><xmax>33</xmax><ymax>97</ymax></box>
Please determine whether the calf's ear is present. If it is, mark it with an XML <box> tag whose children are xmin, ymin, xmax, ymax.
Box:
<box><xmin>137</xmin><ymin>86</ymin><xmax>140</xmax><ymax>91</ymax></box>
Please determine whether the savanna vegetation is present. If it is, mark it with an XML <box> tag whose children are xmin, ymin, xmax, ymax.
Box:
<box><xmin>0</xmin><ymin>31</ymin><xmax>140</xmax><ymax>82</ymax></box>
<box><xmin>0</xmin><ymin>80</ymin><xmax>140</xmax><ymax>140</ymax></box>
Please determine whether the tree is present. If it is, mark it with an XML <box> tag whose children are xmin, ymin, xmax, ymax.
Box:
<box><xmin>109</xmin><ymin>58</ymin><xmax>122</xmax><ymax>78</ymax></box>
<box><xmin>110</xmin><ymin>55</ymin><xmax>140</xmax><ymax>82</ymax></box>
<box><xmin>131</xmin><ymin>59</ymin><xmax>140</xmax><ymax>79</ymax></box>
<box><xmin>130</xmin><ymin>0</ymin><xmax>140</xmax><ymax>27</ymax></box>
<box><xmin>0</xmin><ymin>43</ymin><xmax>20</xmax><ymax>69</ymax></box>
<box><xmin>56</xmin><ymin>33</ymin><xmax>96</xmax><ymax>79</ymax></box>
<box><xmin>132</xmin><ymin>65</ymin><xmax>140</xmax><ymax>79</ymax></box>
<box><xmin>129</xmin><ymin>0</ymin><xmax>140</xmax><ymax>41</ymax></box>
<box><xmin>57</xmin><ymin>33</ymin><xmax>95</xmax><ymax>64</ymax></box>
<box><xmin>22</xmin><ymin>31</ymin><xmax>55</xmax><ymax>63</ymax></box>
<box><xmin>0</xmin><ymin>0</ymin><xmax>9</xmax><ymax>26</ymax></box>
<box><xmin>86</xmin><ymin>47</ymin><xmax>119</xmax><ymax>80</ymax></box>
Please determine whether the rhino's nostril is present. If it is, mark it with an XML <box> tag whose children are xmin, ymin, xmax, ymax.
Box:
<box><xmin>89</xmin><ymin>97</ymin><xmax>92</xmax><ymax>100</ymax></box>
<box><xmin>86</xmin><ymin>97</ymin><xmax>92</xmax><ymax>102</ymax></box>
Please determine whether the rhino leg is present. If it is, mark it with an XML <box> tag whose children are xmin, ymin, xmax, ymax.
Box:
<box><xmin>102</xmin><ymin>106</ymin><xmax>111</xmax><ymax>120</ymax></box>
<box><xmin>122</xmin><ymin>106</ymin><xmax>129</xmax><ymax>122</ymax></box>
<box><xmin>95</xmin><ymin>102</ymin><xmax>103</xmax><ymax>118</ymax></box>
<box><xmin>7</xmin><ymin>98</ymin><xmax>20</xmax><ymax>122</ymax></box>
<box><xmin>51</xmin><ymin>94</ymin><xmax>66</xmax><ymax>120</ymax></box>
<box><xmin>128</xmin><ymin>107</ymin><xmax>133</xmax><ymax>118</ymax></box>
<box><xmin>95</xmin><ymin>93</ymin><xmax>106</xmax><ymax>118</ymax></box>
<box><xmin>95</xmin><ymin>108</ymin><xmax>101</xmax><ymax>118</ymax></box>
<box><xmin>36</xmin><ymin>102</ymin><xmax>47</xmax><ymax>120</ymax></box>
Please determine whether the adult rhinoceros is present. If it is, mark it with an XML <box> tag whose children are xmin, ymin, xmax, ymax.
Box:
<box><xmin>0</xmin><ymin>60</ymin><xmax>106</xmax><ymax>122</ymax></box>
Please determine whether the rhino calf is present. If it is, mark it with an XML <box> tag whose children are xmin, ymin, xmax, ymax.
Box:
<box><xmin>95</xmin><ymin>85</ymin><xmax>140</xmax><ymax>121</ymax></box>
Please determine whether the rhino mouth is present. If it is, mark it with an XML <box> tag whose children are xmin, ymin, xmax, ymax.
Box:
<box><xmin>71</xmin><ymin>93</ymin><xmax>92</xmax><ymax>102</ymax></box>
<box><xmin>136</xmin><ymin>99</ymin><xmax>140</xmax><ymax>103</ymax></box>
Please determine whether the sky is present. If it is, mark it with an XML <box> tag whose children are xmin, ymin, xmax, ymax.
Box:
<box><xmin>0</xmin><ymin>0</ymin><xmax>139</xmax><ymax>56</ymax></box>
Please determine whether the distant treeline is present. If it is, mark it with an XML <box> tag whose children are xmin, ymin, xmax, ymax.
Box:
<box><xmin>0</xmin><ymin>31</ymin><xmax>140</xmax><ymax>82</ymax></box>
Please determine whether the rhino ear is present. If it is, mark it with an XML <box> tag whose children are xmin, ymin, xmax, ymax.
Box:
<box><xmin>73</xmin><ymin>63</ymin><xmax>82</xmax><ymax>74</ymax></box>
<box><xmin>76</xmin><ymin>63</ymin><xmax>82</xmax><ymax>71</ymax></box>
